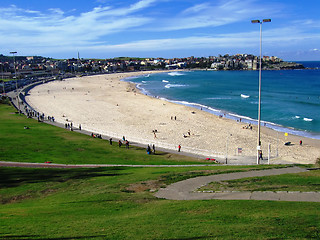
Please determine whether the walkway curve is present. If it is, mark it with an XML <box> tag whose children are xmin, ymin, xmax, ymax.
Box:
<box><xmin>1</xmin><ymin>162</ymin><xmax>319</xmax><ymax>202</ymax></box>
<box><xmin>154</xmin><ymin>166</ymin><xmax>320</xmax><ymax>202</ymax></box>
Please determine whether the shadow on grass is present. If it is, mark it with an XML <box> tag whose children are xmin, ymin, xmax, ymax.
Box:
<box><xmin>0</xmin><ymin>235</ymin><xmax>108</xmax><ymax>240</ymax></box>
<box><xmin>162</xmin><ymin>236</ymin><xmax>214</xmax><ymax>240</ymax></box>
<box><xmin>0</xmin><ymin>167</ymin><xmax>129</xmax><ymax>189</ymax></box>
<box><xmin>0</xmin><ymin>235</ymin><xmax>40</xmax><ymax>240</ymax></box>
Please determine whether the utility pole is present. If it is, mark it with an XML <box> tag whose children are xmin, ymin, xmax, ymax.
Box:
<box><xmin>10</xmin><ymin>51</ymin><xmax>20</xmax><ymax>114</ymax></box>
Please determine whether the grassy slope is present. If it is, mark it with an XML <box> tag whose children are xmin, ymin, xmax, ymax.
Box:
<box><xmin>0</xmin><ymin>103</ymin><xmax>319</xmax><ymax>239</ymax></box>
<box><xmin>0</xmin><ymin>167</ymin><xmax>319</xmax><ymax>239</ymax></box>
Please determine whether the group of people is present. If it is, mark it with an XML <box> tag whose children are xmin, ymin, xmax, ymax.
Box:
<box><xmin>147</xmin><ymin>144</ymin><xmax>156</xmax><ymax>154</ymax></box>
<box><xmin>243</xmin><ymin>123</ymin><xmax>253</xmax><ymax>130</ymax></box>
<box><xmin>65</xmin><ymin>122</ymin><xmax>73</xmax><ymax>130</ymax></box>
<box><xmin>183</xmin><ymin>129</ymin><xmax>191</xmax><ymax>138</ymax></box>
<box><xmin>91</xmin><ymin>133</ymin><xmax>102</xmax><ymax>139</ymax></box>
<box><xmin>64</xmin><ymin>122</ymin><xmax>82</xmax><ymax>132</ymax></box>
<box><xmin>24</xmin><ymin>105</ymin><xmax>55</xmax><ymax>123</ymax></box>
<box><xmin>118</xmin><ymin>138</ymin><xmax>130</xmax><ymax>149</ymax></box>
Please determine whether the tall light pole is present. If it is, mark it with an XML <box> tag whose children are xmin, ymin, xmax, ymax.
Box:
<box><xmin>251</xmin><ymin>19</ymin><xmax>271</xmax><ymax>164</ymax></box>
<box><xmin>1</xmin><ymin>63</ymin><xmax>5</xmax><ymax>95</ymax></box>
<box><xmin>10</xmin><ymin>51</ymin><xmax>20</xmax><ymax>114</ymax></box>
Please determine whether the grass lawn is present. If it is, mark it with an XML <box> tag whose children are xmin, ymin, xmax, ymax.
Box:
<box><xmin>1</xmin><ymin>102</ymin><xmax>319</xmax><ymax>239</ymax></box>
<box><xmin>1</xmin><ymin>166</ymin><xmax>319</xmax><ymax>240</ymax></box>
<box><xmin>0</xmin><ymin>79</ymin><xmax>13</xmax><ymax>82</ymax></box>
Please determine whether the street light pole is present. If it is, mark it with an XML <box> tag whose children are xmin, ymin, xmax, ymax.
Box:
<box><xmin>1</xmin><ymin>64</ymin><xmax>5</xmax><ymax>95</ymax></box>
<box><xmin>251</xmin><ymin>19</ymin><xmax>271</xmax><ymax>164</ymax></box>
<box><xmin>10</xmin><ymin>51</ymin><xmax>20</xmax><ymax>114</ymax></box>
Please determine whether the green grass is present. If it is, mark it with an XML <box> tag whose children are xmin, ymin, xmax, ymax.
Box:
<box><xmin>0</xmin><ymin>103</ymin><xmax>211</xmax><ymax>165</ymax></box>
<box><xmin>1</xmin><ymin>103</ymin><xmax>319</xmax><ymax>239</ymax></box>
<box><xmin>0</xmin><ymin>78</ymin><xmax>13</xmax><ymax>82</ymax></box>
<box><xmin>1</xmin><ymin>166</ymin><xmax>319</xmax><ymax>239</ymax></box>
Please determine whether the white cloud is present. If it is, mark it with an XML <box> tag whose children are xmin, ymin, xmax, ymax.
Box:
<box><xmin>129</xmin><ymin>0</ymin><xmax>158</xmax><ymax>11</ymax></box>
<box><xmin>155</xmin><ymin>0</ymin><xmax>277</xmax><ymax>31</ymax></box>
<box><xmin>0</xmin><ymin>0</ymin><xmax>319</xmax><ymax>59</ymax></box>
<box><xmin>0</xmin><ymin>1</ymin><xmax>154</xmax><ymax>52</ymax></box>
<box><xmin>82</xmin><ymin>23</ymin><xmax>320</xmax><ymax>55</ymax></box>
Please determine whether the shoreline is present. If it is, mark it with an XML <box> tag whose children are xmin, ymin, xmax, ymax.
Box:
<box><xmin>129</xmin><ymin>72</ymin><xmax>320</xmax><ymax>149</ymax></box>
<box><xmin>25</xmin><ymin>71</ymin><xmax>320</xmax><ymax>164</ymax></box>
<box><xmin>127</xmin><ymin>70</ymin><xmax>320</xmax><ymax>141</ymax></box>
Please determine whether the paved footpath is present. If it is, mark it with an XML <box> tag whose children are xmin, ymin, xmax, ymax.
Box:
<box><xmin>155</xmin><ymin>166</ymin><xmax>320</xmax><ymax>202</ymax></box>
<box><xmin>0</xmin><ymin>161</ymin><xmax>216</xmax><ymax>168</ymax></box>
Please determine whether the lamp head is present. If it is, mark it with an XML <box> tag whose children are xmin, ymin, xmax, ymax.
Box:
<box><xmin>251</xmin><ymin>20</ymin><xmax>260</xmax><ymax>23</ymax></box>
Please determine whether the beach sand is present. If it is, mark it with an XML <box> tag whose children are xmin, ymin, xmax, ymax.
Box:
<box><xmin>26</xmin><ymin>71</ymin><xmax>320</xmax><ymax>164</ymax></box>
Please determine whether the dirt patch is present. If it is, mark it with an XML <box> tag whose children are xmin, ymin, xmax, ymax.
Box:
<box><xmin>1</xmin><ymin>188</ymin><xmax>57</xmax><ymax>204</ymax></box>
<box><xmin>126</xmin><ymin>180</ymin><xmax>165</xmax><ymax>193</ymax></box>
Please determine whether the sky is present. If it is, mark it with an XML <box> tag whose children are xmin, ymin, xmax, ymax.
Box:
<box><xmin>1</xmin><ymin>0</ymin><xmax>320</xmax><ymax>60</ymax></box>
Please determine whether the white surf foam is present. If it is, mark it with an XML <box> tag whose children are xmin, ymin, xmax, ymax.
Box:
<box><xmin>165</xmin><ymin>84</ymin><xmax>187</xmax><ymax>89</ymax></box>
<box><xmin>168</xmin><ymin>72</ymin><xmax>185</xmax><ymax>76</ymax></box>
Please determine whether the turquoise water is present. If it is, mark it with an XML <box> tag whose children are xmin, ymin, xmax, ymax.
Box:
<box><xmin>127</xmin><ymin>62</ymin><xmax>320</xmax><ymax>139</ymax></box>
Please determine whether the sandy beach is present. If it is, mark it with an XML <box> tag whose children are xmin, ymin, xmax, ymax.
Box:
<box><xmin>25</xmin><ymin>71</ymin><xmax>320</xmax><ymax>164</ymax></box>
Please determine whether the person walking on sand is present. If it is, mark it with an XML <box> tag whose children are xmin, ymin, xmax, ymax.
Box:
<box><xmin>178</xmin><ymin>144</ymin><xmax>181</xmax><ymax>152</ymax></box>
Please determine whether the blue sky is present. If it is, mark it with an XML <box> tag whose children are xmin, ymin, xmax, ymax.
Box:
<box><xmin>1</xmin><ymin>0</ymin><xmax>320</xmax><ymax>60</ymax></box>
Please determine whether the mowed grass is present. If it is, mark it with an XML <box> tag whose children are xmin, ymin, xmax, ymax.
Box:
<box><xmin>1</xmin><ymin>166</ymin><xmax>319</xmax><ymax>240</ymax></box>
<box><xmin>0</xmin><ymin>103</ymin><xmax>209</xmax><ymax>165</ymax></box>
<box><xmin>1</xmin><ymin>102</ymin><xmax>319</xmax><ymax>239</ymax></box>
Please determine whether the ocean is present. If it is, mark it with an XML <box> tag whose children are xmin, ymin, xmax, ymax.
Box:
<box><xmin>126</xmin><ymin>61</ymin><xmax>320</xmax><ymax>139</ymax></box>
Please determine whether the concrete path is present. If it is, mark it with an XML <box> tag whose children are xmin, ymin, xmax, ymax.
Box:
<box><xmin>0</xmin><ymin>161</ymin><xmax>217</xmax><ymax>169</ymax></box>
<box><xmin>154</xmin><ymin>167</ymin><xmax>320</xmax><ymax>202</ymax></box>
